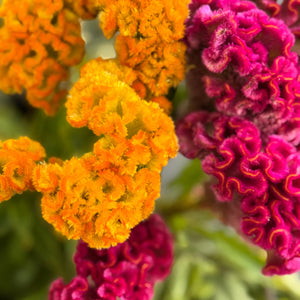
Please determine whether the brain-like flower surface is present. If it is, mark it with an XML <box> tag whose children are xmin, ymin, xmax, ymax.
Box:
<box><xmin>253</xmin><ymin>0</ymin><xmax>300</xmax><ymax>37</ymax></box>
<box><xmin>184</xmin><ymin>0</ymin><xmax>300</xmax><ymax>146</ymax></box>
<box><xmin>49</xmin><ymin>214</ymin><xmax>173</xmax><ymax>300</ymax></box>
<box><xmin>177</xmin><ymin>111</ymin><xmax>300</xmax><ymax>274</ymax></box>
<box><xmin>0</xmin><ymin>137</ymin><xmax>45</xmax><ymax>202</ymax></box>
<box><xmin>0</xmin><ymin>0</ymin><xmax>85</xmax><ymax>115</ymax></box>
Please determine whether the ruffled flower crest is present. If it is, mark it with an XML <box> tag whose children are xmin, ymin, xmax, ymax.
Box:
<box><xmin>49</xmin><ymin>214</ymin><xmax>174</xmax><ymax>300</ymax></box>
<box><xmin>177</xmin><ymin>0</ymin><xmax>300</xmax><ymax>275</ymax></box>
<box><xmin>184</xmin><ymin>0</ymin><xmax>300</xmax><ymax>145</ymax></box>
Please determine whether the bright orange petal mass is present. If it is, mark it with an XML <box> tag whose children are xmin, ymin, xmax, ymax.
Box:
<box><xmin>34</xmin><ymin>57</ymin><xmax>179</xmax><ymax>248</ymax></box>
<box><xmin>34</xmin><ymin>154</ymin><xmax>164</xmax><ymax>248</ymax></box>
<box><xmin>95</xmin><ymin>0</ymin><xmax>189</xmax><ymax>107</ymax></box>
<box><xmin>0</xmin><ymin>137</ymin><xmax>46</xmax><ymax>202</ymax></box>
<box><xmin>0</xmin><ymin>0</ymin><xmax>85</xmax><ymax>115</ymax></box>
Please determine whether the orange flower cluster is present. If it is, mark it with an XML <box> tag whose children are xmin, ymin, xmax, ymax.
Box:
<box><xmin>33</xmin><ymin>58</ymin><xmax>178</xmax><ymax>249</ymax></box>
<box><xmin>0</xmin><ymin>137</ymin><xmax>45</xmax><ymax>202</ymax></box>
<box><xmin>95</xmin><ymin>0</ymin><xmax>189</xmax><ymax>109</ymax></box>
<box><xmin>0</xmin><ymin>0</ymin><xmax>85</xmax><ymax>115</ymax></box>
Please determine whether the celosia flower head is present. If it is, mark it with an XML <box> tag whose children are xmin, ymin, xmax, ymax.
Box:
<box><xmin>177</xmin><ymin>110</ymin><xmax>300</xmax><ymax>275</ymax></box>
<box><xmin>95</xmin><ymin>0</ymin><xmax>189</xmax><ymax>103</ymax></box>
<box><xmin>253</xmin><ymin>0</ymin><xmax>300</xmax><ymax>37</ymax></box>
<box><xmin>33</xmin><ymin>58</ymin><xmax>178</xmax><ymax>249</ymax></box>
<box><xmin>49</xmin><ymin>214</ymin><xmax>173</xmax><ymax>300</ymax></box>
<box><xmin>0</xmin><ymin>0</ymin><xmax>85</xmax><ymax>115</ymax></box>
<box><xmin>184</xmin><ymin>0</ymin><xmax>300</xmax><ymax>146</ymax></box>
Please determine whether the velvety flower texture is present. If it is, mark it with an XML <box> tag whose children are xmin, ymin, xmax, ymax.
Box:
<box><xmin>253</xmin><ymin>0</ymin><xmax>300</xmax><ymax>37</ymax></box>
<box><xmin>184</xmin><ymin>0</ymin><xmax>300</xmax><ymax>146</ymax></box>
<box><xmin>0</xmin><ymin>0</ymin><xmax>85</xmax><ymax>115</ymax></box>
<box><xmin>33</xmin><ymin>58</ymin><xmax>178</xmax><ymax>249</ymax></box>
<box><xmin>176</xmin><ymin>112</ymin><xmax>300</xmax><ymax>275</ymax></box>
<box><xmin>95</xmin><ymin>0</ymin><xmax>189</xmax><ymax>107</ymax></box>
<box><xmin>49</xmin><ymin>214</ymin><xmax>173</xmax><ymax>300</ymax></box>
<box><xmin>0</xmin><ymin>137</ymin><xmax>45</xmax><ymax>202</ymax></box>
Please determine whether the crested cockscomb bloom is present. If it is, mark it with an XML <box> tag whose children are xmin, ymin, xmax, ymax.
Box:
<box><xmin>252</xmin><ymin>0</ymin><xmax>300</xmax><ymax>38</ymax></box>
<box><xmin>176</xmin><ymin>111</ymin><xmax>300</xmax><ymax>275</ymax></box>
<box><xmin>95</xmin><ymin>0</ymin><xmax>189</xmax><ymax>104</ymax></box>
<box><xmin>0</xmin><ymin>0</ymin><xmax>85</xmax><ymax>115</ymax></box>
<box><xmin>176</xmin><ymin>112</ymin><xmax>265</xmax><ymax>202</ymax></box>
<box><xmin>0</xmin><ymin>137</ymin><xmax>46</xmax><ymax>202</ymax></box>
<box><xmin>32</xmin><ymin>58</ymin><xmax>178</xmax><ymax>249</ymax></box>
<box><xmin>184</xmin><ymin>0</ymin><xmax>300</xmax><ymax>146</ymax></box>
<box><xmin>48</xmin><ymin>214</ymin><xmax>174</xmax><ymax>300</ymax></box>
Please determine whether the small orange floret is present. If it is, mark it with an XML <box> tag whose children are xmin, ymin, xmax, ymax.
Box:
<box><xmin>66</xmin><ymin>58</ymin><xmax>137</xmax><ymax>128</ymax></box>
<box><xmin>0</xmin><ymin>137</ymin><xmax>46</xmax><ymax>202</ymax></box>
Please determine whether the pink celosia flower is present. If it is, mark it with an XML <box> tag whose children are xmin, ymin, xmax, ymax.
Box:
<box><xmin>49</xmin><ymin>214</ymin><xmax>173</xmax><ymax>299</ymax></box>
<box><xmin>184</xmin><ymin>0</ymin><xmax>300</xmax><ymax>146</ymax></box>
<box><xmin>176</xmin><ymin>110</ymin><xmax>300</xmax><ymax>275</ymax></box>
<box><xmin>253</xmin><ymin>0</ymin><xmax>300</xmax><ymax>38</ymax></box>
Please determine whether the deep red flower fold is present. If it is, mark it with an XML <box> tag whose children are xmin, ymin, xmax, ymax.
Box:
<box><xmin>49</xmin><ymin>214</ymin><xmax>173</xmax><ymax>299</ymax></box>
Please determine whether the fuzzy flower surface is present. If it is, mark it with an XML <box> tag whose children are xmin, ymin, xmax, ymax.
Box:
<box><xmin>0</xmin><ymin>0</ymin><xmax>85</xmax><ymax>115</ymax></box>
<box><xmin>177</xmin><ymin>110</ymin><xmax>300</xmax><ymax>275</ymax></box>
<box><xmin>253</xmin><ymin>0</ymin><xmax>300</xmax><ymax>37</ymax></box>
<box><xmin>32</xmin><ymin>58</ymin><xmax>178</xmax><ymax>249</ymax></box>
<box><xmin>0</xmin><ymin>137</ymin><xmax>45</xmax><ymax>202</ymax></box>
<box><xmin>95</xmin><ymin>0</ymin><xmax>189</xmax><ymax>106</ymax></box>
<box><xmin>184</xmin><ymin>0</ymin><xmax>300</xmax><ymax>146</ymax></box>
<box><xmin>49</xmin><ymin>214</ymin><xmax>174</xmax><ymax>300</ymax></box>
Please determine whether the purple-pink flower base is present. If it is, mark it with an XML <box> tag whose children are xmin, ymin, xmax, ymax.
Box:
<box><xmin>49</xmin><ymin>214</ymin><xmax>173</xmax><ymax>299</ymax></box>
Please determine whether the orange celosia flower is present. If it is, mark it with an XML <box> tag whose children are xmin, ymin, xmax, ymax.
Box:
<box><xmin>116</xmin><ymin>36</ymin><xmax>186</xmax><ymax>96</ymax></box>
<box><xmin>36</xmin><ymin>57</ymin><xmax>178</xmax><ymax>248</ymax></box>
<box><xmin>66</xmin><ymin>58</ymin><xmax>137</xmax><ymax>128</ymax></box>
<box><xmin>0</xmin><ymin>0</ymin><xmax>85</xmax><ymax>115</ymax></box>
<box><xmin>97</xmin><ymin>0</ymin><xmax>188</xmax><ymax>42</ymax></box>
<box><xmin>0</xmin><ymin>137</ymin><xmax>46</xmax><ymax>202</ymax></box>
<box><xmin>33</xmin><ymin>154</ymin><xmax>161</xmax><ymax>249</ymax></box>
<box><xmin>95</xmin><ymin>0</ymin><xmax>189</xmax><ymax>104</ymax></box>
<box><xmin>66</xmin><ymin>58</ymin><xmax>178</xmax><ymax>171</ymax></box>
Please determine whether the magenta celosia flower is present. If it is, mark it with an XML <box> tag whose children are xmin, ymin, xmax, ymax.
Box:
<box><xmin>176</xmin><ymin>111</ymin><xmax>300</xmax><ymax>275</ymax></box>
<box><xmin>49</xmin><ymin>214</ymin><xmax>173</xmax><ymax>299</ymax></box>
<box><xmin>253</xmin><ymin>0</ymin><xmax>300</xmax><ymax>38</ymax></box>
<box><xmin>176</xmin><ymin>112</ymin><xmax>266</xmax><ymax>202</ymax></box>
<box><xmin>184</xmin><ymin>0</ymin><xmax>300</xmax><ymax>146</ymax></box>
